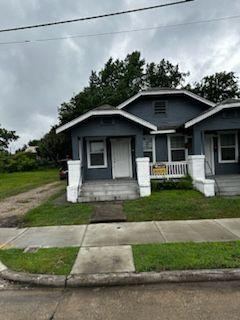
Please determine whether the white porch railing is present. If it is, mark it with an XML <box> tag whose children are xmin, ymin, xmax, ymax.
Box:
<box><xmin>150</xmin><ymin>161</ymin><xmax>188</xmax><ymax>179</ymax></box>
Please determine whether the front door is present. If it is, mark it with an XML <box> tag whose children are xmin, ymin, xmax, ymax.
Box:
<box><xmin>111</xmin><ymin>138</ymin><xmax>132</xmax><ymax>179</ymax></box>
<box><xmin>205</xmin><ymin>135</ymin><xmax>215</xmax><ymax>176</ymax></box>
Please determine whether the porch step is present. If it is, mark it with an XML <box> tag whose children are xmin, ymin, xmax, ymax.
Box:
<box><xmin>78</xmin><ymin>179</ymin><xmax>140</xmax><ymax>203</ymax></box>
<box><xmin>215</xmin><ymin>175</ymin><xmax>240</xmax><ymax>196</ymax></box>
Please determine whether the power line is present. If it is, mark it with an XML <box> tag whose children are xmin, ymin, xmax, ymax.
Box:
<box><xmin>0</xmin><ymin>0</ymin><xmax>193</xmax><ymax>33</ymax></box>
<box><xmin>0</xmin><ymin>13</ymin><xmax>239</xmax><ymax>46</ymax></box>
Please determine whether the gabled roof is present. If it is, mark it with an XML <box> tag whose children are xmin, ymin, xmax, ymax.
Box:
<box><xmin>185</xmin><ymin>100</ymin><xmax>240</xmax><ymax>128</ymax></box>
<box><xmin>56</xmin><ymin>106</ymin><xmax>157</xmax><ymax>133</ymax></box>
<box><xmin>117</xmin><ymin>88</ymin><xmax>215</xmax><ymax>109</ymax></box>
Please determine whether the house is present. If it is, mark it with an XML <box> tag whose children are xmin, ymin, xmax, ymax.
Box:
<box><xmin>56</xmin><ymin>88</ymin><xmax>240</xmax><ymax>202</ymax></box>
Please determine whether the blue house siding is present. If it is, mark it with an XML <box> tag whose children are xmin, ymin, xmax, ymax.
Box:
<box><xmin>124</xmin><ymin>95</ymin><xmax>209</xmax><ymax>128</ymax></box>
<box><xmin>155</xmin><ymin>135</ymin><xmax>168</xmax><ymax>162</ymax></box>
<box><xmin>193</xmin><ymin>108</ymin><xmax>240</xmax><ymax>175</ymax></box>
<box><xmin>71</xmin><ymin>115</ymin><xmax>145</xmax><ymax>180</ymax></box>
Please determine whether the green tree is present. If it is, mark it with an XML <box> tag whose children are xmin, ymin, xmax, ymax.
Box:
<box><xmin>145</xmin><ymin>59</ymin><xmax>189</xmax><ymax>88</ymax></box>
<box><xmin>188</xmin><ymin>72</ymin><xmax>240</xmax><ymax>103</ymax></box>
<box><xmin>58</xmin><ymin>51</ymin><xmax>146</xmax><ymax>124</ymax></box>
<box><xmin>0</xmin><ymin>125</ymin><xmax>19</xmax><ymax>152</ymax></box>
<box><xmin>38</xmin><ymin>126</ymin><xmax>71</xmax><ymax>164</ymax></box>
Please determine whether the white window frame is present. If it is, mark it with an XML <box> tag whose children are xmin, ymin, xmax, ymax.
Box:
<box><xmin>86</xmin><ymin>138</ymin><xmax>107</xmax><ymax>169</ymax></box>
<box><xmin>143</xmin><ymin>135</ymin><xmax>156</xmax><ymax>163</ymax></box>
<box><xmin>167</xmin><ymin>134</ymin><xmax>188</xmax><ymax>162</ymax></box>
<box><xmin>218</xmin><ymin>131</ymin><xmax>238</xmax><ymax>163</ymax></box>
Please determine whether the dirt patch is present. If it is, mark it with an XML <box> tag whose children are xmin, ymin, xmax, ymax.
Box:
<box><xmin>90</xmin><ymin>201</ymin><xmax>127</xmax><ymax>223</ymax></box>
<box><xmin>0</xmin><ymin>182</ymin><xmax>64</xmax><ymax>227</ymax></box>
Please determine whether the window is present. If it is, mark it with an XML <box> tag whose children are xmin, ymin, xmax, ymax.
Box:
<box><xmin>87</xmin><ymin>139</ymin><xmax>107</xmax><ymax>168</ymax></box>
<box><xmin>143</xmin><ymin>135</ymin><xmax>155</xmax><ymax>162</ymax></box>
<box><xmin>154</xmin><ymin>101</ymin><xmax>167</xmax><ymax>115</ymax></box>
<box><xmin>168</xmin><ymin>135</ymin><xmax>186</xmax><ymax>162</ymax></box>
<box><xmin>218</xmin><ymin>132</ymin><xmax>238</xmax><ymax>163</ymax></box>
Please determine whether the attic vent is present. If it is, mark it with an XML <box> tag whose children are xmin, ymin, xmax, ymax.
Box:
<box><xmin>154</xmin><ymin>101</ymin><xmax>166</xmax><ymax>114</ymax></box>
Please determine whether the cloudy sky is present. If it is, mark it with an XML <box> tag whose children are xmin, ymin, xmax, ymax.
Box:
<box><xmin>0</xmin><ymin>0</ymin><xmax>240</xmax><ymax>151</ymax></box>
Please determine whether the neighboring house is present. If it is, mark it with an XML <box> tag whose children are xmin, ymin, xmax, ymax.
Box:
<box><xmin>56</xmin><ymin>88</ymin><xmax>240</xmax><ymax>202</ymax></box>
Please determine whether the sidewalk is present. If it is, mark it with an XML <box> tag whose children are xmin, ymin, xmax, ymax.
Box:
<box><xmin>1</xmin><ymin>218</ymin><xmax>240</xmax><ymax>274</ymax></box>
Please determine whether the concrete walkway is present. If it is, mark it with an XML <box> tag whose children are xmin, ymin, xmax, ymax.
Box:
<box><xmin>1</xmin><ymin>218</ymin><xmax>240</xmax><ymax>274</ymax></box>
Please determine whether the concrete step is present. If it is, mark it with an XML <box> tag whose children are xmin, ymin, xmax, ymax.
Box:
<box><xmin>82</xmin><ymin>185</ymin><xmax>139</xmax><ymax>192</ymax></box>
<box><xmin>219</xmin><ymin>192</ymin><xmax>240</xmax><ymax>196</ymax></box>
<box><xmin>81</xmin><ymin>190</ymin><xmax>139</xmax><ymax>197</ymax></box>
<box><xmin>78</xmin><ymin>193</ymin><xmax>139</xmax><ymax>203</ymax></box>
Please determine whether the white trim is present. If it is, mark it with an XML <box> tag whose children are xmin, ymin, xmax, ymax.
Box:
<box><xmin>110</xmin><ymin>138</ymin><xmax>133</xmax><ymax>179</ymax></box>
<box><xmin>150</xmin><ymin>129</ymin><xmax>176</xmax><ymax>135</ymax></box>
<box><xmin>218</xmin><ymin>131</ymin><xmax>239</xmax><ymax>164</ymax></box>
<box><xmin>185</xmin><ymin>102</ymin><xmax>240</xmax><ymax>128</ymax></box>
<box><xmin>117</xmin><ymin>89</ymin><xmax>215</xmax><ymax>110</ymax></box>
<box><xmin>167</xmin><ymin>134</ymin><xmax>188</xmax><ymax>162</ymax></box>
<box><xmin>56</xmin><ymin>109</ymin><xmax>157</xmax><ymax>133</ymax></box>
<box><xmin>204</xmin><ymin>134</ymin><xmax>215</xmax><ymax>175</ymax></box>
<box><xmin>86</xmin><ymin>138</ymin><xmax>107</xmax><ymax>169</ymax></box>
<box><xmin>152</xmin><ymin>135</ymin><xmax>156</xmax><ymax>163</ymax></box>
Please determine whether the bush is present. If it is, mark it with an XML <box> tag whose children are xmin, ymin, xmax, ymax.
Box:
<box><xmin>151</xmin><ymin>175</ymin><xmax>193</xmax><ymax>191</ymax></box>
<box><xmin>5</xmin><ymin>152</ymin><xmax>39</xmax><ymax>172</ymax></box>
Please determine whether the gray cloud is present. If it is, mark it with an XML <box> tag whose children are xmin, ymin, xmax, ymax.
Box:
<box><xmin>0</xmin><ymin>0</ymin><xmax>239</xmax><ymax>151</ymax></box>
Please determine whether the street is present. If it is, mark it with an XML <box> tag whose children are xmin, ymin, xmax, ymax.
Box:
<box><xmin>1</xmin><ymin>281</ymin><xmax>240</xmax><ymax>320</ymax></box>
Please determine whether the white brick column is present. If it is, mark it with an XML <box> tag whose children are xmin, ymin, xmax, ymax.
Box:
<box><xmin>188</xmin><ymin>155</ymin><xmax>215</xmax><ymax>197</ymax></box>
<box><xmin>67</xmin><ymin>160</ymin><xmax>81</xmax><ymax>203</ymax></box>
<box><xmin>136</xmin><ymin>157</ymin><xmax>151</xmax><ymax>197</ymax></box>
<box><xmin>188</xmin><ymin>155</ymin><xmax>205</xmax><ymax>180</ymax></box>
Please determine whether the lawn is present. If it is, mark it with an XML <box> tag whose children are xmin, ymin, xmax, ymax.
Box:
<box><xmin>0</xmin><ymin>247</ymin><xmax>79</xmax><ymax>275</ymax></box>
<box><xmin>0</xmin><ymin>169</ymin><xmax>59</xmax><ymax>200</ymax></box>
<box><xmin>133</xmin><ymin>242</ymin><xmax>240</xmax><ymax>272</ymax></box>
<box><xmin>23</xmin><ymin>191</ymin><xmax>93</xmax><ymax>227</ymax></box>
<box><xmin>124</xmin><ymin>190</ymin><xmax>240</xmax><ymax>222</ymax></box>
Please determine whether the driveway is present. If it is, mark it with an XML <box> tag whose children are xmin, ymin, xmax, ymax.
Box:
<box><xmin>0</xmin><ymin>182</ymin><xmax>63</xmax><ymax>227</ymax></box>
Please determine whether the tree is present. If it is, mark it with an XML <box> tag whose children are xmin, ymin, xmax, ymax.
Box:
<box><xmin>188</xmin><ymin>72</ymin><xmax>240</xmax><ymax>103</ymax></box>
<box><xmin>0</xmin><ymin>125</ymin><xmax>19</xmax><ymax>152</ymax></box>
<box><xmin>38</xmin><ymin>126</ymin><xmax>71</xmax><ymax>164</ymax></box>
<box><xmin>58</xmin><ymin>52</ymin><xmax>188</xmax><ymax>124</ymax></box>
<box><xmin>145</xmin><ymin>59</ymin><xmax>189</xmax><ymax>88</ymax></box>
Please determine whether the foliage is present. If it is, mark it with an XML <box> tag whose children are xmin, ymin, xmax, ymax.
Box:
<box><xmin>58</xmin><ymin>52</ymin><xmax>188</xmax><ymax>124</ymax></box>
<box><xmin>37</xmin><ymin>126</ymin><xmax>71</xmax><ymax>164</ymax></box>
<box><xmin>187</xmin><ymin>71</ymin><xmax>240</xmax><ymax>103</ymax></box>
<box><xmin>0</xmin><ymin>247</ymin><xmax>79</xmax><ymax>275</ymax></box>
<box><xmin>4</xmin><ymin>152</ymin><xmax>38</xmax><ymax>172</ymax></box>
<box><xmin>151</xmin><ymin>176</ymin><xmax>193</xmax><ymax>191</ymax></box>
<box><xmin>145</xmin><ymin>59</ymin><xmax>189</xmax><ymax>88</ymax></box>
<box><xmin>133</xmin><ymin>242</ymin><xmax>240</xmax><ymax>272</ymax></box>
<box><xmin>0</xmin><ymin>125</ymin><xmax>19</xmax><ymax>152</ymax></box>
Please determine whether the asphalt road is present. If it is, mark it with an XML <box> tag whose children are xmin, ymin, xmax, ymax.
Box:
<box><xmin>1</xmin><ymin>281</ymin><xmax>240</xmax><ymax>320</ymax></box>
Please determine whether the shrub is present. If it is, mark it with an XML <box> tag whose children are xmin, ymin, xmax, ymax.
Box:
<box><xmin>151</xmin><ymin>175</ymin><xmax>193</xmax><ymax>191</ymax></box>
<box><xmin>5</xmin><ymin>152</ymin><xmax>39</xmax><ymax>172</ymax></box>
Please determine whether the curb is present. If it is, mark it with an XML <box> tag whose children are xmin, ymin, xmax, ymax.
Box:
<box><xmin>1</xmin><ymin>261</ymin><xmax>240</xmax><ymax>287</ymax></box>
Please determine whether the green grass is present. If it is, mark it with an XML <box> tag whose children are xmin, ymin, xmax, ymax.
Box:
<box><xmin>0</xmin><ymin>247</ymin><xmax>79</xmax><ymax>275</ymax></box>
<box><xmin>23</xmin><ymin>191</ymin><xmax>93</xmax><ymax>227</ymax></box>
<box><xmin>124</xmin><ymin>190</ymin><xmax>240</xmax><ymax>222</ymax></box>
<box><xmin>0</xmin><ymin>170</ymin><xmax>59</xmax><ymax>200</ymax></box>
<box><xmin>133</xmin><ymin>242</ymin><xmax>240</xmax><ymax>272</ymax></box>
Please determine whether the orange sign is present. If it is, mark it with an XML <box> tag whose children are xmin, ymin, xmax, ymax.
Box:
<box><xmin>152</xmin><ymin>165</ymin><xmax>167</xmax><ymax>175</ymax></box>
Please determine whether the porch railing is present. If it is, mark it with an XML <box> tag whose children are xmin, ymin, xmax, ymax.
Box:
<box><xmin>150</xmin><ymin>161</ymin><xmax>188</xmax><ymax>179</ymax></box>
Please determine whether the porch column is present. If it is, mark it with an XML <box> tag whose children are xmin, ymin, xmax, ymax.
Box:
<box><xmin>67</xmin><ymin>160</ymin><xmax>82</xmax><ymax>203</ymax></box>
<box><xmin>136</xmin><ymin>157</ymin><xmax>151</xmax><ymax>197</ymax></box>
<box><xmin>193</xmin><ymin>128</ymin><xmax>203</xmax><ymax>155</ymax></box>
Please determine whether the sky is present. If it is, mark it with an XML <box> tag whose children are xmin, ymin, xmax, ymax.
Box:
<box><xmin>0</xmin><ymin>0</ymin><xmax>240</xmax><ymax>152</ymax></box>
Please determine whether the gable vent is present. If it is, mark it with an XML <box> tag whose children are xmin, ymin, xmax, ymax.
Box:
<box><xmin>154</xmin><ymin>101</ymin><xmax>167</xmax><ymax>114</ymax></box>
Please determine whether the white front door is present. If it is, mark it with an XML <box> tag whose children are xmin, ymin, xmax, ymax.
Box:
<box><xmin>205</xmin><ymin>135</ymin><xmax>215</xmax><ymax>176</ymax></box>
<box><xmin>111</xmin><ymin>138</ymin><xmax>132</xmax><ymax>179</ymax></box>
